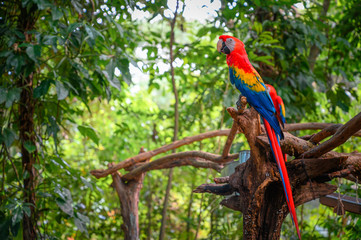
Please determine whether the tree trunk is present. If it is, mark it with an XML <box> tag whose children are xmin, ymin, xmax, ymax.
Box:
<box><xmin>159</xmin><ymin>1</ymin><xmax>180</xmax><ymax>239</ymax></box>
<box><xmin>19</xmin><ymin>73</ymin><xmax>37</xmax><ymax>240</ymax></box>
<box><xmin>194</xmin><ymin>107</ymin><xmax>361</xmax><ymax>239</ymax></box>
<box><xmin>308</xmin><ymin>0</ymin><xmax>331</xmax><ymax>71</ymax></box>
<box><xmin>186</xmin><ymin>180</ymin><xmax>195</xmax><ymax>240</ymax></box>
<box><xmin>18</xmin><ymin>5</ymin><xmax>38</xmax><ymax>240</ymax></box>
<box><xmin>159</xmin><ymin>168</ymin><xmax>174</xmax><ymax>240</ymax></box>
<box><xmin>111</xmin><ymin>150</ymin><xmax>149</xmax><ymax>240</ymax></box>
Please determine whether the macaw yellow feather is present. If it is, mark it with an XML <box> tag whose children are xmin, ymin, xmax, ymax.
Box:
<box><xmin>231</xmin><ymin>65</ymin><xmax>266</xmax><ymax>93</ymax></box>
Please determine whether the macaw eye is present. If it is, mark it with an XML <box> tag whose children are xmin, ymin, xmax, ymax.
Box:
<box><xmin>226</xmin><ymin>38</ymin><xmax>233</xmax><ymax>43</ymax></box>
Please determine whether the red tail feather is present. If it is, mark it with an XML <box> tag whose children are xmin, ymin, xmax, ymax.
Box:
<box><xmin>264</xmin><ymin>120</ymin><xmax>301</xmax><ymax>239</ymax></box>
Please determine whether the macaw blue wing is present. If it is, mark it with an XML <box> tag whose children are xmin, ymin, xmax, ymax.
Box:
<box><xmin>229</xmin><ymin>66</ymin><xmax>284</xmax><ymax>139</ymax></box>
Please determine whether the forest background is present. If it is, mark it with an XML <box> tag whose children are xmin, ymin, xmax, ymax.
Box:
<box><xmin>1</xmin><ymin>0</ymin><xmax>360</xmax><ymax>239</ymax></box>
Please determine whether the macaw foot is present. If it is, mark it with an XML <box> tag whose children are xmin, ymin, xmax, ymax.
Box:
<box><xmin>236</xmin><ymin>95</ymin><xmax>247</xmax><ymax>113</ymax></box>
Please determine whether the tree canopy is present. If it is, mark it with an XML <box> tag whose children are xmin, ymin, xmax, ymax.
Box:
<box><xmin>1</xmin><ymin>0</ymin><xmax>360</xmax><ymax>239</ymax></box>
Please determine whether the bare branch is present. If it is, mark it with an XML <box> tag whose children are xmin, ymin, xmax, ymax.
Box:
<box><xmin>308</xmin><ymin>124</ymin><xmax>342</xmax><ymax>143</ymax></box>
<box><xmin>214</xmin><ymin>176</ymin><xmax>230</xmax><ymax>184</ymax></box>
<box><xmin>294</xmin><ymin>182</ymin><xmax>337</xmax><ymax>207</ymax></box>
<box><xmin>284</xmin><ymin>123</ymin><xmax>361</xmax><ymax>137</ymax></box>
<box><xmin>90</xmin><ymin>130</ymin><xmax>231</xmax><ymax>178</ymax></box>
<box><xmin>302</xmin><ymin>112</ymin><xmax>361</xmax><ymax>158</ymax></box>
<box><xmin>284</xmin><ymin>122</ymin><xmax>335</xmax><ymax>131</ymax></box>
<box><xmin>220</xmin><ymin>195</ymin><xmax>243</xmax><ymax>212</ymax></box>
<box><xmin>287</xmin><ymin>156</ymin><xmax>348</xmax><ymax>184</ymax></box>
<box><xmin>257</xmin><ymin>132</ymin><xmax>314</xmax><ymax>157</ymax></box>
<box><xmin>121</xmin><ymin>151</ymin><xmax>238</xmax><ymax>181</ymax></box>
<box><xmin>91</xmin><ymin>118</ymin><xmax>361</xmax><ymax>179</ymax></box>
<box><xmin>122</xmin><ymin>157</ymin><xmax>223</xmax><ymax>181</ymax></box>
<box><xmin>193</xmin><ymin>183</ymin><xmax>235</xmax><ymax>196</ymax></box>
<box><xmin>222</xmin><ymin>120</ymin><xmax>239</xmax><ymax>157</ymax></box>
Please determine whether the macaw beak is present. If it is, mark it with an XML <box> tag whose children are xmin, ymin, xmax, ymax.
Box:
<box><xmin>217</xmin><ymin>39</ymin><xmax>230</xmax><ymax>54</ymax></box>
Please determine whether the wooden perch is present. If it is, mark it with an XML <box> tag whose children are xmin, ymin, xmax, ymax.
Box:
<box><xmin>91</xmin><ymin>102</ymin><xmax>361</xmax><ymax>240</ymax></box>
<box><xmin>91</xmin><ymin>119</ymin><xmax>361</xmax><ymax>179</ymax></box>
<box><xmin>220</xmin><ymin>195</ymin><xmax>243</xmax><ymax>212</ymax></box>
<box><xmin>121</xmin><ymin>151</ymin><xmax>238</xmax><ymax>181</ymax></box>
<box><xmin>320</xmin><ymin>193</ymin><xmax>361</xmax><ymax>214</ymax></box>
<box><xmin>194</xmin><ymin>107</ymin><xmax>361</xmax><ymax>240</ymax></box>
<box><xmin>90</xmin><ymin>129</ymin><xmax>232</xmax><ymax>178</ymax></box>
<box><xmin>222</xmin><ymin>121</ymin><xmax>239</xmax><ymax>157</ymax></box>
<box><xmin>301</xmin><ymin>112</ymin><xmax>361</xmax><ymax>158</ymax></box>
<box><xmin>308</xmin><ymin>124</ymin><xmax>342</xmax><ymax>143</ymax></box>
<box><xmin>193</xmin><ymin>183</ymin><xmax>235</xmax><ymax>196</ymax></box>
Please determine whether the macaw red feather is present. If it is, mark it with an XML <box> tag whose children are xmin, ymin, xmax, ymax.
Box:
<box><xmin>219</xmin><ymin>35</ymin><xmax>300</xmax><ymax>239</ymax></box>
<box><xmin>264</xmin><ymin>119</ymin><xmax>301</xmax><ymax>239</ymax></box>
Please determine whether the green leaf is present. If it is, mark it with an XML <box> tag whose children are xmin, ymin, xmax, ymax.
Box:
<box><xmin>22</xmin><ymin>206</ymin><xmax>31</xmax><ymax>217</ymax></box>
<box><xmin>55</xmin><ymin>81</ymin><xmax>69</xmax><ymax>100</ymax></box>
<box><xmin>78</xmin><ymin>125</ymin><xmax>99</xmax><ymax>145</ymax></box>
<box><xmin>12</xmin><ymin>206</ymin><xmax>23</xmax><ymax>225</ymax></box>
<box><xmin>24</xmin><ymin>140</ymin><xmax>36</xmax><ymax>153</ymax></box>
<box><xmin>0</xmin><ymin>212</ymin><xmax>11</xmax><ymax>239</ymax></box>
<box><xmin>33</xmin><ymin>80</ymin><xmax>51</xmax><ymax>98</ymax></box>
<box><xmin>55</xmin><ymin>187</ymin><xmax>74</xmax><ymax>217</ymax></box>
<box><xmin>51</xmin><ymin>6</ymin><xmax>63</xmax><ymax>20</ymax></box>
<box><xmin>47</xmin><ymin>116</ymin><xmax>60</xmax><ymax>137</ymax></box>
<box><xmin>117</xmin><ymin>60</ymin><xmax>132</xmax><ymax>85</ymax></box>
<box><xmin>5</xmin><ymin>88</ymin><xmax>21</xmax><ymax>108</ymax></box>
<box><xmin>23</xmin><ymin>170</ymin><xmax>29</xmax><ymax>180</ymax></box>
<box><xmin>106</xmin><ymin>59</ymin><xmax>115</xmax><ymax>82</ymax></box>
<box><xmin>80</xmin><ymin>177</ymin><xmax>93</xmax><ymax>190</ymax></box>
<box><xmin>74</xmin><ymin>212</ymin><xmax>89</xmax><ymax>234</ymax></box>
<box><xmin>103</xmin><ymin>59</ymin><xmax>122</xmax><ymax>91</ymax></box>
<box><xmin>67</xmin><ymin>22</ymin><xmax>82</xmax><ymax>35</ymax></box>
<box><xmin>253</xmin><ymin>21</ymin><xmax>263</xmax><ymax>34</ymax></box>
<box><xmin>0</xmin><ymin>51</ymin><xmax>12</xmax><ymax>58</ymax></box>
<box><xmin>33</xmin><ymin>0</ymin><xmax>52</xmax><ymax>10</ymax></box>
<box><xmin>0</xmin><ymin>87</ymin><xmax>7</xmax><ymax>104</ymax></box>
<box><xmin>71</xmin><ymin>0</ymin><xmax>83</xmax><ymax>14</ymax></box>
<box><xmin>286</xmin><ymin>38</ymin><xmax>293</xmax><ymax>49</ymax></box>
<box><xmin>2</xmin><ymin>128</ymin><xmax>18</xmax><ymax>147</ymax></box>
<box><xmin>197</xmin><ymin>27</ymin><xmax>209</xmax><ymax>37</ymax></box>
<box><xmin>26</xmin><ymin>45</ymin><xmax>41</xmax><ymax>63</ymax></box>
<box><xmin>43</xmin><ymin>35</ymin><xmax>58</xmax><ymax>52</ymax></box>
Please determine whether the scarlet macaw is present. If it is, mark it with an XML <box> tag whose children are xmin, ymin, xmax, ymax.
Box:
<box><xmin>266</xmin><ymin>84</ymin><xmax>286</xmax><ymax>127</ymax></box>
<box><xmin>217</xmin><ymin>35</ymin><xmax>301</xmax><ymax>239</ymax></box>
<box><xmin>266</xmin><ymin>84</ymin><xmax>287</xmax><ymax>162</ymax></box>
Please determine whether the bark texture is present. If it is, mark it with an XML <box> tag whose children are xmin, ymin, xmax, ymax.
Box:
<box><xmin>18</xmin><ymin>4</ymin><xmax>38</xmax><ymax>240</ymax></box>
<box><xmin>194</xmin><ymin>107</ymin><xmax>361</xmax><ymax>239</ymax></box>
<box><xmin>110</xmin><ymin>148</ymin><xmax>149</xmax><ymax>240</ymax></box>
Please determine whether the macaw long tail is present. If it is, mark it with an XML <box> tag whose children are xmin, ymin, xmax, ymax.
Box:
<box><xmin>263</xmin><ymin>118</ymin><xmax>301</xmax><ymax>240</ymax></box>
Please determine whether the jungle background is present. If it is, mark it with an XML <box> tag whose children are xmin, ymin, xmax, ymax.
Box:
<box><xmin>1</xmin><ymin>0</ymin><xmax>360</xmax><ymax>239</ymax></box>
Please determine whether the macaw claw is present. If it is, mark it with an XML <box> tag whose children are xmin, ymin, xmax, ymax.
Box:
<box><xmin>236</xmin><ymin>95</ymin><xmax>247</xmax><ymax>113</ymax></box>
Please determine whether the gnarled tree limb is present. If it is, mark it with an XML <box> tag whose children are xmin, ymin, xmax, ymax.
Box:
<box><xmin>90</xmin><ymin>129</ymin><xmax>232</xmax><ymax>178</ymax></box>
<box><xmin>121</xmin><ymin>151</ymin><xmax>239</xmax><ymax>181</ymax></box>
<box><xmin>301</xmin><ymin>112</ymin><xmax>361</xmax><ymax>158</ymax></box>
<box><xmin>193</xmin><ymin>183</ymin><xmax>235</xmax><ymax>196</ymax></box>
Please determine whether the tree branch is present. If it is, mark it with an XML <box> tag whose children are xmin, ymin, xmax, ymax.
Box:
<box><xmin>220</xmin><ymin>195</ymin><xmax>243</xmax><ymax>212</ymax></box>
<box><xmin>91</xmin><ymin>119</ymin><xmax>361</xmax><ymax>179</ymax></box>
<box><xmin>222</xmin><ymin>121</ymin><xmax>239</xmax><ymax>157</ymax></box>
<box><xmin>308</xmin><ymin>124</ymin><xmax>342</xmax><ymax>143</ymax></box>
<box><xmin>90</xmin><ymin>130</ymin><xmax>231</xmax><ymax>178</ymax></box>
<box><xmin>193</xmin><ymin>183</ymin><xmax>235</xmax><ymax>196</ymax></box>
<box><xmin>122</xmin><ymin>156</ymin><xmax>224</xmax><ymax>181</ymax></box>
<box><xmin>301</xmin><ymin>112</ymin><xmax>361</xmax><ymax>158</ymax></box>
<box><xmin>294</xmin><ymin>182</ymin><xmax>337</xmax><ymax>206</ymax></box>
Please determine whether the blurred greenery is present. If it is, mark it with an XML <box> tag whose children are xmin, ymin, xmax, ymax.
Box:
<box><xmin>0</xmin><ymin>0</ymin><xmax>360</xmax><ymax>239</ymax></box>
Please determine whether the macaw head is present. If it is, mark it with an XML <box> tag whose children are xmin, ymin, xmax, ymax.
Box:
<box><xmin>217</xmin><ymin>35</ymin><xmax>247</xmax><ymax>55</ymax></box>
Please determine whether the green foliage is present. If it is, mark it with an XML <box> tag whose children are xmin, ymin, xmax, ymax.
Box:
<box><xmin>1</xmin><ymin>0</ymin><xmax>360</xmax><ymax>239</ymax></box>
<box><xmin>0</xmin><ymin>0</ymin><xmax>137</xmax><ymax>238</ymax></box>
